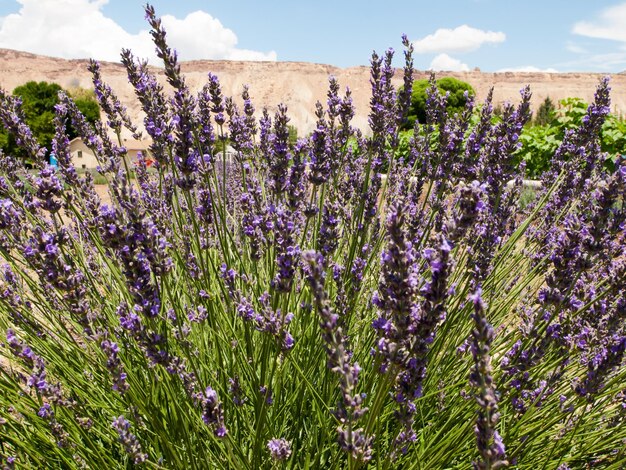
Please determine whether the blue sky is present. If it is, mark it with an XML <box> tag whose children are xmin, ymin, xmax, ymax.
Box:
<box><xmin>0</xmin><ymin>0</ymin><xmax>625</xmax><ymax>72</ymax></box>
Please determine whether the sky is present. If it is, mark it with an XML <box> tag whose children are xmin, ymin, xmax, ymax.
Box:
<box><xmin>0</xmin><ymin>0</ymin><xmax>626</xmax><ymax>72</ymax></box>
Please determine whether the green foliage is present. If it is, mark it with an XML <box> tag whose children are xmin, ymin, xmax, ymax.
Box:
<box><xmin>517</xmin><ymin>124</ymin><xmax>560</xmax><ymax>177</ymax></box>
<box><xmin>13</xmin><ymin>81</ymin><xmax>63</xmax><ymax>153</ymax></box>
<box><xmin>396</xmin><ymin>130</ymin><xmax>413</xmax><ymax>163</ymax></box>
<box><xmin>518</xmin><ymin>185</ymin><xmax>539</xmax><ymax>210</ymax></box>
<box><xmin>601</xmin><ymin>114</ymin><xmax>626</xmax><ymax>159</ymax></box>
<box><xmin>67</xmin><ymin>86</ymin><xmax>96</xmax><ymax>102</ymax></box>
<box><xmin>69</xmin><ymin>87</ymin><xmax>101</xmax><ymax>130</ymax></box>
<box><xmin>288</xmin><ymin>125</ymin><xmax>298</xmax><ymax>145</ymax></box>
<box><xmin>0</xmin><ymin>81</ymin><xmax>100</xmax><ymax>162</ymax></box>
<box><xmin>555</xmin><ymin>97</ymin><xmax>588</xmax><ymax>128</ymax></box>
<box><xmin>403</xmin><ymin>77</ymin><xmax>475</xmax><ymax>130</ymax></box>
<box><xmin>534</xmin><ymin>96</ymin><xmax>555</xmax><ymax>126</ymax></box>
<box><xmin>517</xmin><ymin>97</ymin><xmax>626</xmax><ymax>177</ymax></box>
<box><xmin>0</xmin><ymin>130</ymin><xmax>11</xmax><ymax>155</ymax></box>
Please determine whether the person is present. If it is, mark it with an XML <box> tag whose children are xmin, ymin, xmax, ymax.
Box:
<box><xmin>49</xmin><ymin>152</ymin><xmax>58</xmax><ymax>169</ymax></box>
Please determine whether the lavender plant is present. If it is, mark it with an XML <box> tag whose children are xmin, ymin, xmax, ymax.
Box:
<box><xmin>1</xmin><ymin>5</ymin><xmax>625</xmax><ymax>469</ymax></box>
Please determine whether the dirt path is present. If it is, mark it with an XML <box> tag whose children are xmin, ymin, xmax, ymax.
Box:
<box><xmin>94</xmin><ymin>184</ymin><xmax>111</xmax><ymax>205</ymax></box>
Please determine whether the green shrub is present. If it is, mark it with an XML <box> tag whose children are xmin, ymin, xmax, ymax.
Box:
<box><xmin>403</xmin><ymin>77</ymin><xmax>475</xmax><ymax>129</ymax></box>
<box><xmin>518</xmin><ymin>97</ymin><xmax>626</xmax><ymax>177</ymax></box>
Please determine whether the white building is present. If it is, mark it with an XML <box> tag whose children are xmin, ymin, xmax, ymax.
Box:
<box><xmin>67</xmin><ymin>138</ymin><xmax>240</xmax><ymax>170</ymax></box>
<box><xmin>68</xmin><ymin>138</ymin><xmax>152</xmax><ymax>169</ymax></box>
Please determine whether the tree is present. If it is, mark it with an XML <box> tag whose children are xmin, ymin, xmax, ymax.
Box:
<box><xmin>67</xmin><ymin>86</ymin><xmax>102</xmax><ymax>129</ymax></box>
<box><xmin>534</xmin><ymin>96</ymin><xmax>555</xmax><ymax>126</ymax></box>
<box><xmin>71</xmin><ymin>97</ymin><xmax>101</xmax><ymax>134</ymax></box>
<box><xmin>403</xmin><ymin>77</ymin><xmax>475</xmax><ymax>129</ymax></box>
<box><xmin>0</xmin><ymin>81</ymin><xmax>100</xmax><ymax>163</ymax></box>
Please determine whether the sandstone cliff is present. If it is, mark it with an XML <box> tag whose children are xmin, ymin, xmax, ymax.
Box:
<box><xmin>2</xmin><ymin>48</ymin><xmax>625</xmax><ymax>136</ymax></box>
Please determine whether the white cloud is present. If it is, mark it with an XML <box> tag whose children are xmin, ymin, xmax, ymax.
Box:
<box><xmin>413</xmin><ymin>25</ymin><xmax>505</xmax><ymax>54</ymax></box>
<box><xmin>159</xmin><ymin>12</ymin><xmax>276</xmax><ymax>62</ymax></box>
<box><xmin>0</xmin><ymin>0</ymin><xmax>277</xmax><ymax>63</ymax></box>
<box><xmin>573</xmin><ymin>3</ymin><xmax>626</xmax><ymax>42</ymax></box>
<box><xmin>496</xmin><ymin>66</ymin><xmax>559</xmax><ymax>73</ymax></box>
<box><xmin>428</xmin><ymin>53</ymin><xmax>469</xmax><ymax>72</ymax></box>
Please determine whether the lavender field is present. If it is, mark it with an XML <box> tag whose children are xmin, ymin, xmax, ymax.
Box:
<box><xmin>0</xmin><ymin>5</ymin><xmax>625</xmax><ymax>469</ymax></box>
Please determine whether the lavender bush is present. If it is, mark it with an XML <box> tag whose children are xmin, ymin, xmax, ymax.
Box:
<box><xmin>1</xmin><ymin>6</ymin><xmax>626</xmax><ymax>469</ymax></box>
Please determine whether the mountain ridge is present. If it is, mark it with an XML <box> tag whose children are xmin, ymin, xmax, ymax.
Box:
<box><xmin>2</xmin><ymin>48</ymin><xmax>625</xmax><ymax>135</ymax></box>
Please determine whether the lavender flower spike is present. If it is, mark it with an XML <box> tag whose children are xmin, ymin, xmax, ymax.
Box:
<box><xmin>112</xmin><ymin>416</ymin><xmax>147</xmax><ymax>465</ymax></box>
<box><xmin>469</xmin><ymin>289</ymin><xmax>508</xmax><ymax>470</ymax></box>
<box><xmin>303</xmin><ymin>250</ymin><xmax>372</xmax><ymax>462</ymax></box>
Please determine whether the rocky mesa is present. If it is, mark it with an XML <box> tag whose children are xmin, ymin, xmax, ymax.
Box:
<box><xmin>1</xmin><ymin>48</ymin><xmax>625</xmax><ymax>135</ymax></box>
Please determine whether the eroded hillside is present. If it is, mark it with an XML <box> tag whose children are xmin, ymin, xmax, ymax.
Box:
<box><xmin>1</xmin><ymin>48</ymin><xmax>624</xmax><ymax>135</ymax></box>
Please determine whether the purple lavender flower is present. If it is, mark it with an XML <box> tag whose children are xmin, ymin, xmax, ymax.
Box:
<box><xmin>576</xmin><ymin>335</ymin><xmax>626</xmax><ymax>399</ymax></box>
<box><xmin>396</xmin><ymin>34</ymin><xmax>414</xmax><ymax>130</ymax></box>
<box><xmin>307</xmin><ymin>101</ymin><xmax>332</xmax><ymax>186</ymax></box>
<box><xmin>235</xmin><ymin>293</ymin><xmax>295</xmax><ymax>353</ymax></box>
<box><xmin>3</xmin><ymin>455</ymin><xmax>16</xmax><ymax>469</ymax></box>
<box><xmin>228</xmin><ymin>376</ymin><xmax>246</xmax><ymax>407</ymax></box>
<box><xmin>537</xmin><ymin>77</ymin><xmax>612</xmax><ymax>232</ymax></box>
<box><xmin>318</xmin><ymin>200</ymin><xmax>340</xmax><ymax>258</ymax></box>
<box><xmin>38</xmin><ymin>403</ymin><xmax>53</xmax><ymax>420</ymax></box>
<box><xmin>303</xmin><ymin>250</ymin><xmax>372</xmax><ymax>462</ymax></box>
<box><xmin>200</xmin><ymin>387</ymin><xmax>227</xmax><ymax>437</ymax></box>
<box><xmin>6</xmin><ymin>330</ymin><xmax>73</xmax><ymax>448</ymax></box>
<box><xmin>34</xmin><ymin>165</ymin><xmax>63</xmax><ymax>214</ymax></box>
<box><xmin>0</xmin><ymin>199</ymin><xmax>23</xmax><ymax>251</ymax></box>
<box><xmin>0</xmin><ymin>88</ymin><xmax>47</xmax><ymax>164</ymax></box>
<box><xmin>100</xmin><ymin>339</ymin><xmax>129</xmax><ymax>394</ymax></box>
<box><xmin>120</xmin><ymin>49</ymin><xmax>173</xmax><ymax>167</ymax></box>
<box><xmin>266</xmin><ymin>104</ymin><xmax>292</xmax><ymax>196</ymax></box>
<box><xmin>88</xmin><ymin>59</ymin><xmax>140</xmax><ymax>138</ymax></box>
<box><xmin>286</xmin><ymin>140</ymin><xmax>307</xmax><ymax>211</ymax></box>
<box><xmin>259</xmin><ymin>385</ymin><xmax>274</xmax><ymax>406</ymax></box>
<box><xmin>112</xmin><ymin>416</ymin><xmax>147</xmax><ymax>464</ymax></box>
<box><xmin>271</xmin><ymin>205</ymin><xmax>300</xmax><ymax>293</ymax></box>
<box><xmin>469</xmin><ymin>289</ymin><xmax>508</xmax><ymax>469</ymax></box>
<box><xmin>374</xmin><ymin>183</ymin><xmax>483</xmax><ymax>452</ymax></box>
<box><xmin>239</xmin><ymin>185</ymin><xmax>268</xmax><ymax>260</ymax></box>
<box><xmin>267</xmin><ymin>438</ymin><xmax>292</xmax><ymax>461</ymax></box>
<box><xmin>7</xmin><ymin>329</ymin><xmax>48</xmax><ymax>393</ymax></box>
<box><xmin>226</xmin><ymin>89</ymin><xmax>256</xmax><ymax>155</ymax></box>
<box><xmin>206</xmin><ymin>72</ymin><xmax>226</xmax><ymax>127</ymax></box>
<box><xmin>145</xmin><ymin>5</ymin><xmax>199</xmax><ymax>188</ymax></box>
